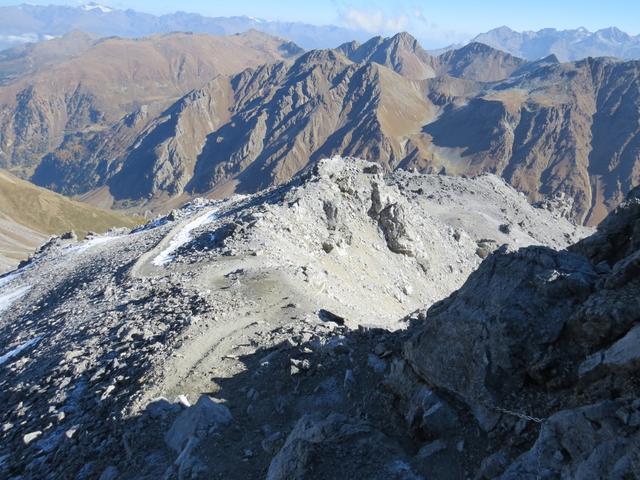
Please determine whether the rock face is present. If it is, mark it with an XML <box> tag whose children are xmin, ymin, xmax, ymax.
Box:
<box><xmin>501</xmin><ymin>400</ymin><xmax>640</xmax><ymax>479</ymax></box>
<box><xmin>266</xmin><ymin>414</ymin><xmax>418</xmax><ymax>480</ymax></box>
<box><xmin>403</xmin><ymin>184</ymin><xmax>640</xmax><ymax>478</ymax></box>
<box><xmin>165</xmin><ymin>395</ymin><xmax>232</xmax><ymax>453</ymax></box>
<box><xmin>0</xmin><ymin>158</ymin><xmax>590</xmax><ymax>479</ymax></box>
<box><xmin>337</xmin><ymin>32</ymin><xmax>440</xmax><ymax>80</ymax></box>
<box><xmin>84</xmin><ymin>47</ymin><xmax>640</xmax><ymax>224</ymax></box>
<box><xmin>338</xmin><ymin>36</ymin><xmax>525</xmax><ymax>83</ymax></box>
<box><xmin>2</xmin><ymin>32</ymin><xmax>637</xmax><ymax>224</ymax></box>
<box><xmin>404</xmin><ymin>246</ymin><xmax>598</xmax><ymax>407</ymax></box>
<box><xmin>421</xmin><ymin>56</ymin><xmax>640</xmax><ymax>225</ymax></box>
<box><xmin>29</xmin><ymin>33</ymin><xmax>516</xmax><ymax>204</ymax></box>
<box><xmin>436</xmin><ymin>42</ymin><xmax>526</xmax><ymax>82</ymax></box>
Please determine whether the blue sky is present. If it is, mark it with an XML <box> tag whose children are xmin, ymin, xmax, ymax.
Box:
<box><xmin>4</xmin><ymin>0</ymin><xmax>639</xmax><ymax>45</ymax></box>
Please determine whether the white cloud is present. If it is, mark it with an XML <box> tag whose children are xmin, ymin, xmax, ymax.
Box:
<box><xmin>408</xmin><ymin>6</ymin><xmax>473</xmax><ymax>46</ymax></box>
<box><xmin>0</xmin><ymin>34</ymin><xmax>40</xmax><ymax>44</ymax></box>
<box><xmin>336</xmin><ymin>4</ymin><xmax>473</xmax><ymax>48</ymax></box>
<box><xmin>342</xmin><ymin>8</ymin><xmax>409</xmax><ymax>33</ymax></box>
<box><xmin>0</xmin><ymin>33</ymin><xmax>57</xmax><ymax>45</ymax></box>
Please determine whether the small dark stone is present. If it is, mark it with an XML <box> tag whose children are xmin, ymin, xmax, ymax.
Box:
<box><xmin>318</xmin><ymin>309</ymin><xmax>345</xmax><ymax>325</ymax></box>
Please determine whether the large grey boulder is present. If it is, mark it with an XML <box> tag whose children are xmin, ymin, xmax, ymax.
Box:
<box><xmin>500</xmin><ymin>400</ymin><xmax>640</xmax><ymax>480</ymax></box>
<box><xmin>165</xmin><ymin>395</ymin><xmax>232</xmax><ymax>453</ymax></box>
<box><xmin>368</xmin><ymin>182</ymin><xmax>416</xmax><ymax>256</ymax></box>
<box><xmin>579</xmin><ymin>323</ymin><xmax>640</xmax><ymax>379</ymax></box>
<box><xmin>266</xmin><ymin>413</ymin><xmax>421</xmax><ymax>480</ymax></box>
<box><xmin>403</xmin><ymin>245</ymin><xmax>597</xmax><ymax>408</ymax></box>
<box><xmin>405</xmin><ymin>386</ymin><xmax>459</xmax><ymax>440</ymax></box>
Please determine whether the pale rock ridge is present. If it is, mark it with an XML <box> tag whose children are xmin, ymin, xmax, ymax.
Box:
<box><xmin>0</xmin><ymin>157</ymin><xmax>590</xmax><ymax>478</ymax></box>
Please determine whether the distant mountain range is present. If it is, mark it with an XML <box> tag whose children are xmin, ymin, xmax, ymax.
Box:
<box><xmin>0</xmin><ymin>2</ymin><xmax>370</xmax><ymax>51</ymax></box>
<box><xmin>1</xmin><ymin>28</ymin><xmax>638</xmax><ymax>226</ymax></box>
<box><xmin>1</xmin><ymin>3</ymin><xmax>640</xmax><ymax>63</ymax></box>
<box><xmin>472</xmin><ymin>26</ymin><xmax>640</xmax><ymax>61</ymax></box>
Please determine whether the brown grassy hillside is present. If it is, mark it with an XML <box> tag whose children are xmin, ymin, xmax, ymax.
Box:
<box><xmin>0</xmin><ymin>169</ymin><xmax>142</xmax><ymax>272</ymax></box>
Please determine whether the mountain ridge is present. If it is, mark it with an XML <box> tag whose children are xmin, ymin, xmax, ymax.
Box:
<box><xmin>0</xmin><ymin>30</ymin><xmax>303</xmax><ymax>176</ymax></box>
<box><xmin>472</xmin><ymin>25</ymin><xmax>640</xmax><ymax>61</ymax></box>
<box><xmin>0</xmin><ymin>2</ymin><xmax>369</xmax><ymax>51</ymax></box>
<box><xmin>2</xmin><ymin>3</ymin><xmax>640</xmax><ymax>63</ymax></box>
<box><xmin>1</xmin><ymin>30</ymin><xmax>638</xmax><ymax>226</ymax></box>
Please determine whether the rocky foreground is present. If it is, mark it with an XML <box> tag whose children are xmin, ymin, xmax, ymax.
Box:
<box><xmin>1</xmin><ymin>158</ymin><xmax>638</xmax><ymax>479</ymax></box>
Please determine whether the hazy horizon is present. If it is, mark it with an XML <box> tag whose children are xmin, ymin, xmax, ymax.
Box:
<box><xmin>0</xmin><ymin>0</ymin><xmax>638</xmax><ymax>48</ymax></box>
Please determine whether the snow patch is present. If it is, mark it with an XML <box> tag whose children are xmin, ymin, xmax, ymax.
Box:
<box><xmin>0</xmin><ymin>285</ymin><xmax>31</xmax><ymax>315</ymax></box>
<box><xmin>0</xmin><ymin>336</ymin><xmax>41</xmax><ymax>366</ymax></box>
<box><xmin>153</xmin><ymin>209</ymin><xmax>218</xmax><ymax>266</ymax></box>
<box><xmin>132</xmin><ymin>217</ymin><xmax>168</xmax><ymax>234</ymax></box>
<box><xmin>0</xmin><ymin>270</ymin><xmax>22</xmax><ymax>289</ymax></box>
<box><xmin>65</xmin><ymin>236</ymin><xmax>118</xmax><ymax>254</ymax></box>
<box><xmin>81</xmin><ymin>3</ymin><xmax>113</xmax><ymax>13</ymax></box>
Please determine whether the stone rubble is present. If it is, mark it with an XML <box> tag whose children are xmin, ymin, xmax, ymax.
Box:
<box><xmin>1</xmin><ymin>157</ymin><xmax>630</xmax><ymax>480</ymax></box>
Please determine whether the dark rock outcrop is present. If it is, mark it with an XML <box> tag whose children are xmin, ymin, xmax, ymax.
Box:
<box><xmin>402</xmin><ymin>184</ymin><xmax>640</xmax><ymax>478</ymax></box>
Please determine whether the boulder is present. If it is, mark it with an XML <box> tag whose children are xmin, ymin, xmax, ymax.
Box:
<box><xmin>477</xmin><ymin>450</ymin><xmax>509</xmax><ymax>479</ymax></box>
<box><xmin>23</xmin><ymin>431</ymin><xmax>42</xmax><ymax>445</ymax></box>
<box><xmin>266</xmin><ymin>413</ymin><xmax>418</xmax><ymax>480</ymax></box>
<box><xmin>403</xmin><ymin>246</ymin><xmax>597</xmax><ymax>408</ymax></box>
<box><xmin>579</xmin><ymin>323</ymin><xmax>640</xmax><ymax>379</ymax></box>
<box><xmin>368</xmin><ymin>182</ymin><xmax>415</xmax><ymax>256</ymax></box>
<box><xmin>415</xmin><ymin>439</ymin><xmax>446</xmax><ymax>459</ymax></box>
<box><xmin>165</xmin><ymin>395</ymin><xmax>232</xmax><ymax>453</ymax></box>
<box><xmin>500</xmin><ymin>400</ymin><xmax>640</xmax><ymax>479</ymax></box>
<box><xmin>405</xmin><ymin>386</ymin><xmax>459</xmax><ymax>439</ymax></box>
<box><xmin>377</xmin><ymin>203</ymin><xmax>415</xmax><ymax>256</ymax></box>
<box><xmin>146</xmin><ymin>397</ymin><xmax>181</xmax><ymax>419</ymax></box>
<box><xmin>98</xmin><ymin>466</ymin><xmax>119</xmax><ymax>480</ymax></box>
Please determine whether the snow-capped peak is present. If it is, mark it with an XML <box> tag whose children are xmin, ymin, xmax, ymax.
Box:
<box><xmin>81</xmin><ymin>2</ymin><xmax>113</xmax><ymax>13</ymax></box>
<box><xmin>244</xmin><ymin>15</ymin><xmax>265</xmax><ymax>23</ymax></box>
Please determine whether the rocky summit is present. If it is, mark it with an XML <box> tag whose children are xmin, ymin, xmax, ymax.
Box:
<box><xmin>7</xmin><ymin>157</ymin><xmax>639</xmax><ymax>479</ymax></box>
